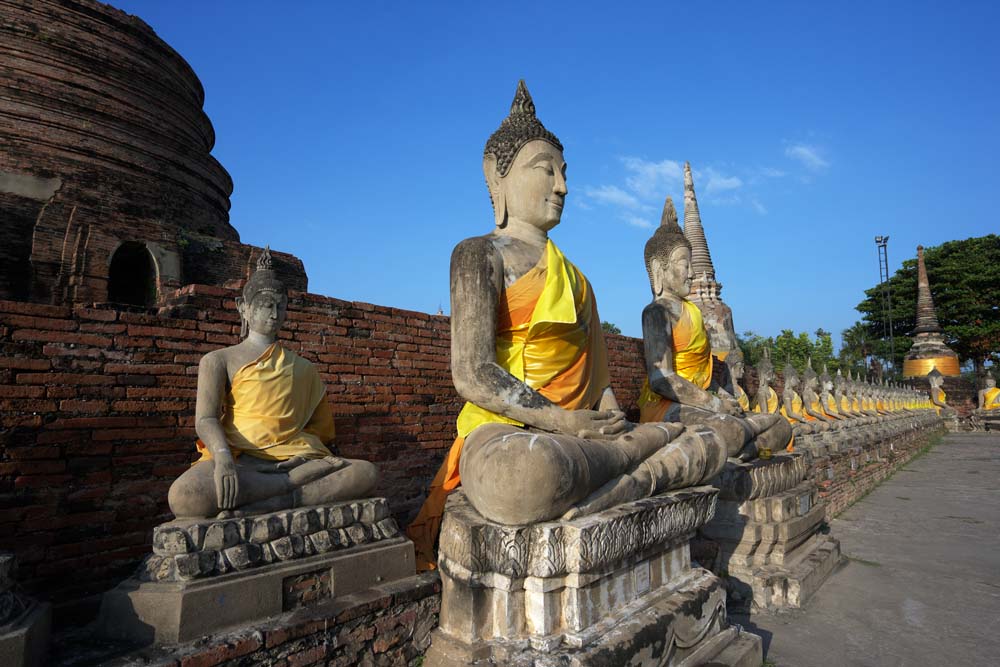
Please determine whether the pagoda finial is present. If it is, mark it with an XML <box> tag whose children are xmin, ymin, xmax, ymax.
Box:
<box><xmin>683</xmin><ymin>162</ymin><xmax>716</xmax><ymax>282</ymax></box>
<box><xmin>913</xmin><ymin>245</ymin><xmax>943</xmax><ymax>334</ymax></box>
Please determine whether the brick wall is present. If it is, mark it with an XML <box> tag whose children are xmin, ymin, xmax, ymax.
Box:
<box><xmin>0</xmin><ymin>286</ymin><xmax>650</xmax><ymax>610</ymax></box>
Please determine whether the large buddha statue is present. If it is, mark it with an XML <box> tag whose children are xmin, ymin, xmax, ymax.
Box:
<box><xmin>407</xmin><ymin>82</ymin><xmax>729</xmax><ymax>568</ymax></box>
<box><xmin>167</xmin><ymin>250</ymin><xmax>378</xmax><ymax>518</ymax></box>
<box><xmin>834</xmin><ymin>368</ymin><xmax>858</xmax><ymax>418</ymax></box>
<box><xmin>637</xmin><ymin>200</ymin><xmax>792</xmax><ymax>456</ymax></box>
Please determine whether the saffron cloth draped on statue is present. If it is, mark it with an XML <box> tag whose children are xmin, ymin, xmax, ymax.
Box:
<box><xmin>195</xmin><ymin>344</ymin><xmax>335</xmax><ymax>463</ymax></box>
<box><xmin>984</xmin><ymin>387</ymin><xmax>1000</xmax><ymax>410</ymax></box>
<box><xmin>406</xmin><ymin>240</ymin><xmax>610</xmax><ymax>570</ymax></box>
<box><xmin>638</xmin><ymin>299</ymin><xmax>713</xmax><ymax>423</ymax></box>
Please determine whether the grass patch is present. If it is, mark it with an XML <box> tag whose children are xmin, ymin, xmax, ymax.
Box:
<box><xmin>896</xmin><ymin>496</ymin><xmax>911</xmax><ymax>500</ymax></box>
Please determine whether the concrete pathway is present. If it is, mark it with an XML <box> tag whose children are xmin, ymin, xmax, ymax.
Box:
<box><xmin>739</xmin><ymin>432</ymin><xmax>1000</xmax><ymax>667</ymax></box>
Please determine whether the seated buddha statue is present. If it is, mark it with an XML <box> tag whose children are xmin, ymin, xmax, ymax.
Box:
<box><xmin>781</xmin><ymin>364</ymin><xmax>816</xmax><ymax>434</ymax></box>
<box><xmin>723</xmin><ymin>349</ymin><xmax>751</xmax><ymax>412</ymax></box>
<box><xmin>833</xmin><ymin>369</ymin><xmax>858</xmax><ymax>419</ymax></box>
<box><xmin>800</xmin><ymin>359</ymin><xmax>834</xmax><ymax>430</ymax></box>
<box><xmin>927</xmin><ymin>369</ymin><xmax>955</xmax><ymax>416</ymax></box>
<box><xmin>167</xmin><ymin>249</ymin><xmax>378</xmax><ymax>519</ymax></box>
<box><xmin>977</xmin><ymin>372</ymin><xmax>999</xmax><ymax>411</ymax></box>
<box><xmin>407</xmin><ymin>82</ymin><xmax>730</xmax><ymax>568</ymax></box>
<box><xmin>752</xmin><ymin>349</ymin><xmax>781</xmax><ymax>416</ymax></box>
<box><xmin>637</xmin><ymin>199</ymin><xmax>792</xmax><ymax>457</ymax></box>
<box><xmin>819</xmin><ymin>365</ymin><xmax>845</xmax><ymax>421</ymax></box>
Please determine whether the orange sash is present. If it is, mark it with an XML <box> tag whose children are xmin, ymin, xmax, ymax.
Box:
<box><xmin>406</xmin><ymin>241</ymin><xmax>608</xmax><ymax>571</ymax></box>
<box><xmin>638</xmin><ymin>299</ymin><xmax>712</xmax><ymax>423</ymax></box>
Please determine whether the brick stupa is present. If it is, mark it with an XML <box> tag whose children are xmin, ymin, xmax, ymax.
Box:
<box><xmin>902</xmin><ymin>245</ymin><xmax>960</xmax><ymax>377</ymax></box>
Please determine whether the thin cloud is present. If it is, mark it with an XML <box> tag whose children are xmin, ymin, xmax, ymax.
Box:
<box><xmin>620</xmin><ymin>157</ymin><xmax>683</xmax><ymax>198</ymax></box>
<box><xmin>785</xmin><ymin>143</ymin><xmax>829</xmax><ymax>171</ymax></box>
<box><xmin>582</xmin><ymin>184</ymin><xmax>647</xmax><ymax>210</ymax></box>
<box><xmin>700</xmin><ymin>166</ymin><xmax>743</xmax><ymax>195</ymax></box>
<box><xmin>751</xmin><ymin>199</ymin><xmax>767</xmax><ymax>215</ymax></box>
<box><xmin>622</xmin><ymin>214</ymin><xmax>654</xmax><ymax>229</ymax></box>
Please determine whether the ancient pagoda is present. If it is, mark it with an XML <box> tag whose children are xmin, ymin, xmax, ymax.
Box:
<box><xmin>683</xmin><ymin>162</ymin><xmax>740</xmax><ymax>358</ymax></box>
<box><xmin>902</xmin><ymin>245</ymin><xmax>960</xmax><ymax>377</ymax></box>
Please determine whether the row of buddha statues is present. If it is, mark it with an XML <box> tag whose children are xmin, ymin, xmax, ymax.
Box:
<box><xmin>163</xmin><ymin>81</ymin><xmax>945</xmax><ymax>577</ymax></box>
<box><xmin>726</xmin><ymin>350</ymin><xmax>952</xmax><ymax>436</ymax></box>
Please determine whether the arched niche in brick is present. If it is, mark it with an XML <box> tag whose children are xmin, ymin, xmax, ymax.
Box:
<box><xmin>108</xmin><ymin>241</ymin><xmax>157</xmax><ymax>307</ymax></box>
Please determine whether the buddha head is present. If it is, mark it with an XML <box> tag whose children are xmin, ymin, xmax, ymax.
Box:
<box><xmin>725</xmin><ymin>348</ymin><xmax>745</xmax><ymax>384</ymax></box>
<box><xmin>928</xmin><ymin>368</ymin><xmax>944</xmax><ymax>389</ymax></box>
<box><xmin>483</xmin><ymin>80</ymin><xmax>566</xmax><ymax>232</ymax></box>
<box><xmin>237</xmin><ymin>247</ymin><xmax>288</xmax><ymax>339</ymax></box>
<box><xmin>821</xmin><ymin>364</ymin><xmax>834</xmax><ymax>393</ymax></box>
<box><xmin>984</xmin><ymin>371</ymin><xmax>996</xmax><ymax>390</ymax></box>
<box><xmin>834</xmin><ymin>368</ymin><xmax>846</xmax><ymax>392</ymax></box>
<box><xmin>757</xmin><ymin>349</ymin><xmax>775</xmax><ymax>387</ymax></box>
<box><xmin>802</xmin><ymin>358</ymin><xmax>819</xmax><ymax>392</ymax></box>
<box><xmin>644</xmin><ymin>197</ymin><xmax>693</xmax><ymax>297</ymax></box>
<box><xmin>783</xmin><ymin>362</ymin><xmax>800</xmax><ymax>392</ymax></box>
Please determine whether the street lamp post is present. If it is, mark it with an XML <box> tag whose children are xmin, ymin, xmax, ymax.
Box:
<box><xmin>875</xmin><ymin>236</ymin><xmax>895</xmax><ymax>376</ymax></box>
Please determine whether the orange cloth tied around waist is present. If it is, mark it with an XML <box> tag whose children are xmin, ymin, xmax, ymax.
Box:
<box><xmin>406</xmin><ymin>240</ymin><xmax>609</xmax><ymax>570</ymax></box>
<box><xmin>753</xmin><ymin>386</ymin><xmax>779</xmax><ymax>414</ymax></box>
<box><xmin>195</xmin><ymin>344</ymin><xmax>334</xmax><ymax>463</ymax></box>
<box><xmin>638</xmin><ymin>299</ymin><xmax>712</xmax><ymax>423</ymax></box>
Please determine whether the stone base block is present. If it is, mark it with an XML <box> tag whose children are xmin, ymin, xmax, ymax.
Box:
<box><xmin>425</xmin><ymin>568</ymin><xmax>761</xmax><ymax>667</ymax></box>
<box><xmin>98</xmin><ymin>536</ymin><xmax>414</xmax><ymax>645</ymax></box>
<box><xmin>0</xmin><ymin>601</ymin><xmax>50</xmax><ymax>667</ymax></box>
<box><xmin>741</xmin><ymin>533</ymin><xmax>842</xmax><ymax>609</ymax></box>
<box><xmin>427</xmin><ymin>487</ymin><xmax>760</xmax><ymax>665</ymax></box>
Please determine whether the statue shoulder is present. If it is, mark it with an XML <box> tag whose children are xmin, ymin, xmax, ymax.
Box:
<box><xmin>451</xmin><ymin>235</ymin><xmax>503</xmax><ymax>276</ymax></box>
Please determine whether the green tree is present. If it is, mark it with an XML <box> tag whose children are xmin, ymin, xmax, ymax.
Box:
<box><xmin>853</xmin><ymin>235</ymin><xmax>1000</xmax><ymax>374</ymax></box>
<box><xmin>601</xmin><ymin>321</ymin><xmax>622</xmax><ymax>335</ymax></box>
<box><xmin>737</xmin><ymin>329</ymin><xmax>839</xmax><ymax>373</ymax></box>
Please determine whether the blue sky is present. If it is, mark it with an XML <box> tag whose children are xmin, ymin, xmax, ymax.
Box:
<box><xmin>111</xmin><ymin>0</ymin><xmax>998</xmax><ymax>343</ymax></box>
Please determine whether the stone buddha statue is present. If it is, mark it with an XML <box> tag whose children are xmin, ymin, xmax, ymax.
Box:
<box><xmin>819</xmin><ymin>364</ymin><xmax>845</xmax><ymax>421</ymax></box>
<box><xmin>833</xmin><ymin>368</ymin><xmax>857</xmax><ymax>418</ymax></box>
<box><xmin>637</xmin><ymin>199</ymin><xmax>792</xmax><ymax>457</ymax></box>
<box><xmin>978</xmin><ymin>372</ymin><xmax>999</xmax><ymax>411</ymax></box>
<box><xmin>407</xmin><ymin>82</ymin><xmax>730</xmax><ymax>567</ymax></box>
<box><xmin>800</xmin><ymin>359</ymin><xmax>834</xmax><ymax>430</ymax></box>
<box><xmin>780</xmin><ymin>363</ymin><xmax>815</xmax><ymax>434</ymax></box>
<box><xmin>927</xmin><ymin>368</ymin><xmax>955</xmax><ymax>416</ymax></box>
<box><xmin>752</xmin><ymin>349</ymin><xmax>781</xmax><ymax>416</ymax></box>
<box><xmin>167</xmin><ymin>249</ymin><xmax>378</xmax><ymax>519</ymax></box>
<box><xmin>724</xmin><ymin>348</ymin><xmax>751</xmax><ymax>412</ymax></box>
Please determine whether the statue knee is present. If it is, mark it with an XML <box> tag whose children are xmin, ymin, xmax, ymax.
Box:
<box><xmin>167</xmin><ymin>468</ymin><xmax>216</xmax><ymax>519</ymax></box>
<box><xmin>461</xmin><ymin>431</ymin><xmax>581</xmax><ymax>525</ymax></box>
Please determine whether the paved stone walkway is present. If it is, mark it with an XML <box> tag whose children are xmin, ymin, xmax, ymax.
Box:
<box><xmin>739</xmin><ymin>432</ymin><xmax>1000</xmax><ymax>667</ymax></box>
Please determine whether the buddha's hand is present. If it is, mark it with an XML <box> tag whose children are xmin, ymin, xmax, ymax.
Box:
<box><xmin>714</xmin><ymin>396</ymin><xmax>743</xmax><ymax>417</ymax></box>
<box><xmin>555</xmin><ymin>408</ymin><xmax>628</xmax><ymax>439</ymax></box>
<box><xmin>214</xmin><ymin>455</ymin><xmax>239</xmax><ymax>510</ymax></box>
<box><xmin>272</xmin><ymin>456</ymin><xmax>308</xmax><ymax>472</ymax></box>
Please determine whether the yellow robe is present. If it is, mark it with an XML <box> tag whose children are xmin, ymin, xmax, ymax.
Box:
<box><xmin>406</xmin><ymin>240</ymin><xmax>609</xmax><ymax>571</ymax></box>
<box><xmin>195</xmin><ymin>344</ymin><xmax>334</xmax><ymax>463</ymax></box>
<box><xmin>933</xmin><ymin>388</ymin><xmax>948</xmax><ymax>414</ymax></box>
<box><xmin>982</xmin><ymin>387</ymin><xmax>1000</xmax><ymax>410</ymax></box>
<box><xmin>781</xmin><ymin>392</ymin><xmax>806</xmax><ymax>422</ymax></box>
<box><xmin>753</xmin><ymin>386</ymin><xmax>779</xmax><ymax>414</ymax></box>
<box><xmin>735</xmin><ymin>384</ymin><xmax>750</xmax><ymax>412</ymax></box>
<box><xmin>824</xmin><ymin>394</ymin><xmax>840</xmax><ymax>419</ymax></box>
<box><xmin>638</xmin><ymin>299</ymin><xmax>712</xmax><ymax>423</ymax></box>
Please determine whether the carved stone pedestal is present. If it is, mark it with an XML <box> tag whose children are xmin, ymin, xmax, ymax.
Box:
<box><xmin>99</xmin><ymin>498</ymin><xmax>415</xmax><ymax>644</ymax></box>
<box><xmin>702</xmin><ymin>454</ymin><xmax>841</xmax><ymax>611</ymax></box>
<box><xmin>425</xmin><ymin>487</ymin><xmax>762</xmax><ymax>666</ymax></box>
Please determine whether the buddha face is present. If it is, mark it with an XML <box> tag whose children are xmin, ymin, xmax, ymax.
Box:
<box><xmin>491</xmin><ymin>140</ymin><xmax>567</xmax><ymax>232</ymax></box>
<box><xmin>986</xmin><ymin>378</ymin><xmax>996</xmax><ymax>389</ymax></box>
<box><xmin>652</xmin><ymin>246</ymin><xmax>693</xmax><ymax>297</ymax></box>
<box><xmin>728</xmin><ymin>358</ymin><xmax>745</xmax><ymax>381</ymax></box>
<box><xmin>240</xmin><ymin>290</ymin><xmax>287</xmax><ymax>338</ymax></box>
